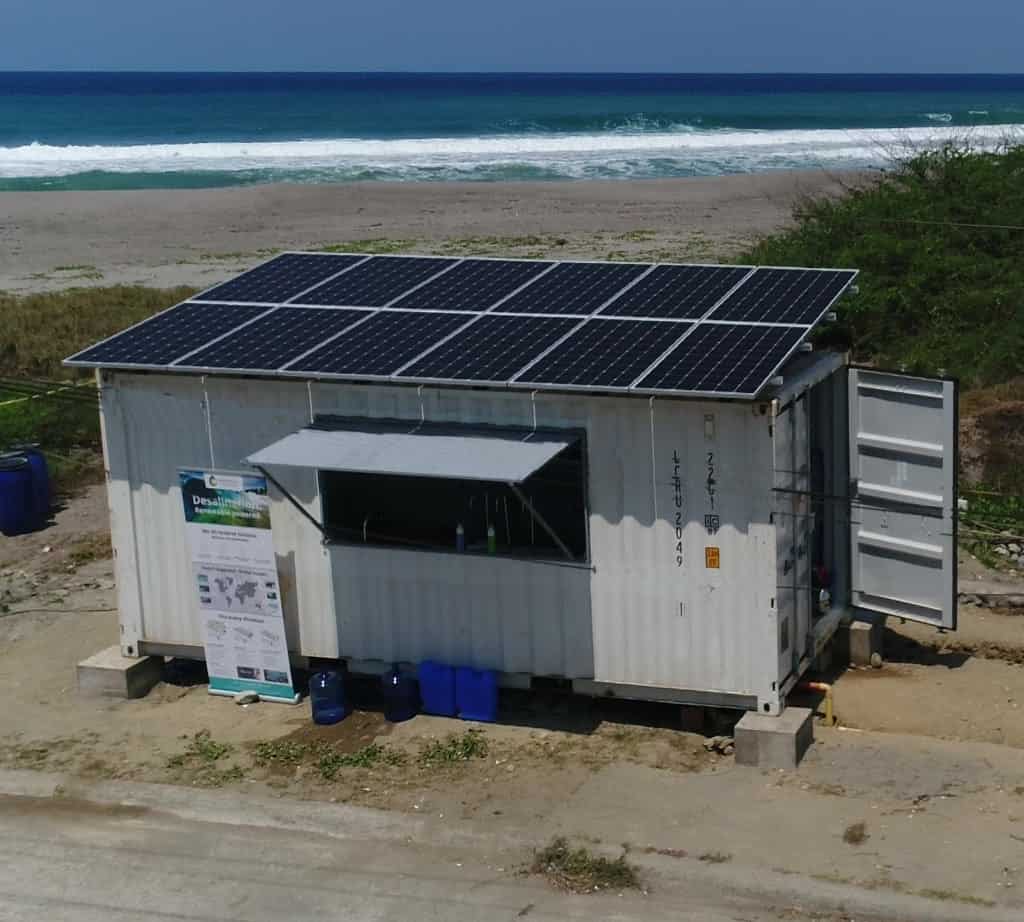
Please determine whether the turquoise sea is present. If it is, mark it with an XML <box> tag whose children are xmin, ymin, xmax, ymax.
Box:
<box><xmin>1</xmin><ymin>72</ymin><xmax>1023</xmax><ymax>190</ymax></box>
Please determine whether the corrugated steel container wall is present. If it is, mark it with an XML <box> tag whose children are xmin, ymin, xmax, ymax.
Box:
<box><xmin>311</xmin><ymin>383</ymin><xmax>595</xmax><ymax>678</ymax></box>
<box><xmin>102</xmin><ymin>373</ymin><xmax>780</xmax><ymax>703</ymax></box>
<box><xmin>100</xmin><ymin>373</ymin><xmax>337</xmax><ymax>656</ymax></box>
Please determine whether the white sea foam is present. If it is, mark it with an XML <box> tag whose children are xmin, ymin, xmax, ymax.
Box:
<box><xmin>925</xmin><ymin>112</ymin><xmax>954</xmax><ymax>123</ymax></box>
<box><xmin>0</xmin><ymin>124</ymin><xmax>1021</xmax><ymax>179</ymax></box>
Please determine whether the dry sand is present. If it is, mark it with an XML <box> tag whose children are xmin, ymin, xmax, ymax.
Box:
<box><xmin>0</xmin><ymin>170</ymin><xmax>862</xmax><ymax>293</ymax></box>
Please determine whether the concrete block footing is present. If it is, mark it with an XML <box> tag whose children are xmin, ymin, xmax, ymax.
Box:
<box><xmin>734</xmin><ymin>706</ymin><xmax>814</xmax><ymax>770</ymax></box>
<box><xmin>836</xmin><ymin>614</ymin><xmax>885</xmax><ymax>667</ymax></box>
<box><xmin>77</xmin><ymin>646</ymin><xmax>163</xmax><ymax>699</ymax></box>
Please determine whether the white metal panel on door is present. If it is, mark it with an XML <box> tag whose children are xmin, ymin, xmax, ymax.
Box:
<box><xmin>848</xmin><ymin>369</ymin><xmax>958</xmax><ymax>628</ymax></box>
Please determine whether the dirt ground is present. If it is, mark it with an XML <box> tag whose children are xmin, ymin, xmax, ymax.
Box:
<box><xmin>3</xmin><ymin>486</ymin><xmax>1024</xmax><ymax>911</ymax></box>
<box><xmin>960</xmin><ymin>378</ymin><xmax>1024</xmax><ymax>492</ymax></box>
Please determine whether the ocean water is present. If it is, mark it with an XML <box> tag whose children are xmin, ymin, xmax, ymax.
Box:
<box><xmin>1</xmin><ymin>72</ymin><xmax>1023</xmax><ymax>190</ymax></box>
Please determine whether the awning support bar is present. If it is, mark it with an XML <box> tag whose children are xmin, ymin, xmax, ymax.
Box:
<box><xmin>255</xmin><ymin>465</ymin><xmax>327</xmax><ymax>538</ymax></box>
<box><xmin>507</xmin><ymin>482</ymin><xmax>574</xmax><ymax>561</ymax></box>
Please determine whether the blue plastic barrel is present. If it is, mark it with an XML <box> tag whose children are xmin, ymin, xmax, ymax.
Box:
<box><xmin>0</xmin><ymin>453</ymin><xmax>32</xmax><ymax>537</ymax></box>
<box><xmin>456</xmin><ymin>667</ymin><xmax>498</xmax><ymax>723</ymax></box>
<box><xmin>12</xmin><ymin>445</ymin><xmax>49</xmax><ymax>528</ymax></box>
<box><xmin>418</xmin><ymin>660</ymin><xmax>457</xmax><ymax>717</ymax></box>
<box><xmin>309</xmin><ymin>670</ymin><xmax>347</xmax><ymax>725</ymax></box>
<box><xmin>382</xmin><ymin>665</ymin><xmax>420</xmax><ymax>723</ymax></box>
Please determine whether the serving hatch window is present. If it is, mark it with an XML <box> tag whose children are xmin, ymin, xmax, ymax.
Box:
<box><xmin>319</xmin><ymin>435</ymin><xmax>588</xmax><ymax>563</ymax></box>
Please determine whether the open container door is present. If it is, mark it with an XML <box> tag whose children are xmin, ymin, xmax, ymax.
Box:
<box><xmin>847</xmin><ymin>368</ymin><xmax>958</xmax><ymax>629</ymax></box>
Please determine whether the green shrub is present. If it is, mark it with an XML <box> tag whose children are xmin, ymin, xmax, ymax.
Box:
<box><xmin>744</xmin><ymin>143</ymin><xmax>1024</xmax><ymax>388</ymax></box>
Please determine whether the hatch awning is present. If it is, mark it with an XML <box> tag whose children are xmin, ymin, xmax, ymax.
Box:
<box><xmin>246</xmin><ymin>421</ymin><xmax>578</xmax><ymax>483</ymax></box>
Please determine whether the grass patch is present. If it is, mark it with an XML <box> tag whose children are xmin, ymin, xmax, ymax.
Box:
<box><xmin>251</xmin><ymin>738</ymin><xmax>406</xmax><ymax>781</ymax></box>
<box><xmin>168</xmin><ymin>730</ymin><xmax>233</xmax><ymax>765</ymax></box>
<box><xmin>960</xmin><ymin>485</ymin><xmax>1024</xmax><ymax>550</ymax></box>
<box><xmin>698</xmin><ymin>851</ymin><xmax>732</xmax><ymax>863</ymax></box>
<box><xmin>251</xmin><ymin>739</ymin><xmax>310</xmax><ymax>767</ymax></box>
<box><xmin>743</xmin><ymin>143</ymin><xmax>1024</xmax><ymax>388</ymax></box>
<box><xmin>68</xmin><ymin>532</ymin><xmax>113</xmax><ymax>567</ymax></box>
<box><xmin>642</xmin><ymin>846</ymin><xmax>687</xmax><ymax>859</ymax></box>
<box><xmin>418</xmin><ymin>729</ymin><xmax>489</xmax><ymax>766</ymax></box>
<box><xmin>199</xmin><ymin>248</ymin><xmax>279</xmax><ymax>262</ymax></box>
<box><xmin>167</xmin><ymin>730</ymin><xmax>242</xmax><ymax>787</ymax></box>
<box><xmin>319</xmin><ymin>238</ymin><xmax>417</xmax><ymax>255</ymax></box>
<box><xmin>318</xmin><ymin>743</ymin><xmax>406</xmax><ymax>779</ymax></box>
<box><xmin>0</xmin><ymin>285</ymin><xmax>194</xmax><ymax>489</ymax></box>
<box><xmin>811</xmin><ymin>870</ymin><xmax>994</xmax><ymax>908</ymax></box>
<box><xmin>842</xmin><ymin>822</ymin><xmax>868</xmax><ymax>845</ymax></box>
<box><xmin>616</xmin><ymin>229</ymin><xmax>659</xmax><ymax>242</ymax></box>
<box><xmin>251</xmin><ymin>730</ymin><xmax>490</xmax><ymax>783</ymax></box>
<box><xmin>917</xmin><ymin>888</ymin><xmax>995</xmax><ymax>907</ymax></box>
<box><xmin>810</xmin><ymin>870</ymin><xmax>854</xmax><ymax>885</ymax></box>
<box><xmin>0</xmin><ymin>396</ymin><xmax>104</xmax><ymax>492</ymax></box>
<box><xmin>530</xmin><ymin>837</ymin><xmax>641</xmax><ymax>893</ymax></box>
<box><xmin>53</xmin><ymin>264</ymin><xmax>104</xmax><ymax>279</ymax></box>
<box><xmin>0</xmin><ymin>285</ymin><xmax>197</xmax><ymax>380</ymax></box>
<box><xmin>437</xmin><ymin>234</ymin><xmax>568</xmax><ymax>255</ymax></box>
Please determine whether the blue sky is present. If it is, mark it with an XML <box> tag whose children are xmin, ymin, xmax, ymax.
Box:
<box><xmin>3</xmin><ymin>0</ymin><xmax>1022</xmax><ymax>72</ymax></box>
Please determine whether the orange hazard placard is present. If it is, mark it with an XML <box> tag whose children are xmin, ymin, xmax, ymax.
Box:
<box><xmin>704</xmin><ymin>546</ymin><xmax>720</xmax><ymax>569</ymax></box>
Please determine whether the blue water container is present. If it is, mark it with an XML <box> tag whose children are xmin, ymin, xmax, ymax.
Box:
<box><xmin>418</xmin><ymin>660</ymin><xmax>457</xmax><ymax>717</ymax></box>
<box><xmin>0</xmin><ymin>453</ymin><xmax>32</xmax><ymax>537</ymax></box>
<box><xmin>309</xmin><ymin>670</ymin><xmax>347</xmax><ymax>725</ymax></box>
<box><xmin>456</xmin><ymin>667</ymin><xmax>499</xmax><ymax>723</ymax></box>
<box><xmin>382</xmin><ymin>665</ymin><xmax>420</xmax><ymax>723</ymax></box>
<box><xmin>12</xmin><ymin>445</ymin><xmax>49</xmax><ymax>528</ymax></box>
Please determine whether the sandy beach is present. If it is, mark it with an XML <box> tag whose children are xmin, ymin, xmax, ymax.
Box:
<box><xmin>0</xmin><ymin>170</ymin><xmax>861</xmax><ymax>294</ymax></box>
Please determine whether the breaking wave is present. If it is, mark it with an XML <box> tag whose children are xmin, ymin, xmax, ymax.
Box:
<box><xmin>1</xmin><ymin>123</ymin><xmax>1021</xmax><ymax>184</ymax></box>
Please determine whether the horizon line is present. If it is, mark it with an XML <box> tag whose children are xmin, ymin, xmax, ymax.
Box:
<box><xmin>3</xmin><ymin>69</ymin><xmax>1024</xmax><ymax>77</ymax></box>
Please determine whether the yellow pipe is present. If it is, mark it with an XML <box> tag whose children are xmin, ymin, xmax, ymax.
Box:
<box><xmin>798</xmin><ymin>680</ymin><xmax>835</xmax><ymax>726</ymax></box>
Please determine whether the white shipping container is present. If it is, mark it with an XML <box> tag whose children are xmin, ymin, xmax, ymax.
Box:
<box><xmin>96</xmin><ymin>348</ymin><xmax>957</xmax><ymax>715</ymax></box>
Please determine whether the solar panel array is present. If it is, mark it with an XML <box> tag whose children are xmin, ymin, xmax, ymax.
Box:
<box><xmin>66</xmin><ymin>252</ymin><xmax>857</xmax><ymax>398</ymax></box>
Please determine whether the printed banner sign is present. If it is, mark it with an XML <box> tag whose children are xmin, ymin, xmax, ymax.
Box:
<box><xmin>179</xmin><ymin>469</ymin><xmax>298</xmax><ymax>704</ymax></box>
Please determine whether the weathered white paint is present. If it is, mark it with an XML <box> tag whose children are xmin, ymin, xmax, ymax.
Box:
<box><xmin>101</xmin><ymin>372</ymin><xmax>786</xmax><ymax>710</ymax></box>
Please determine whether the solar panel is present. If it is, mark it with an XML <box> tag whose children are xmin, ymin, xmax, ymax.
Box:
<box><xmin>66</xmin><ymin>303</ymin><xmax>266</xmax><ymax>368</ymax></box>
<box><xmin>285</xmin><ymin>310</ymin><xmax>470</xmax><ymax>377</ymax></box>
<box><xmin>174</xmin><ymin>307</ymin><xmax>367</xmax><ymax>371</ymax></box>
<box><xmin>66</xmin><ymin>251</ymin><xmax>858</xmax><ymax>399</ymax></box>
<box><xmin>635</xmin><ymin>323</ymin><xmax>806</xmax><ymax>395</ymax></box>
<box><xmin>390</xmin><ymin>258</ymin><xmax>552</xmax><ymax>311</ymax></box>
<box><xmin>197</xmin><ymin>253</ymin><xmax>361</xmax><ymax>304</ymax></box>
<box><xmin>515</xmin><ymin>319</ymin><xmax>690</xmax><ymax>389</ymax></box>
<box><xmin>708</xmin><ymin>268</ymin><xmax>857</xmax><ymax>325</ymax></box>
<box><xmin>398</xmin><ymin>314</ymin><xmax>578</xmax><ymax>383</ymax></box>
<box><xmin>294</xmin><ymin>255</ymin><xmax>455</xmax><ymax>307</ymax></box>
<box><xmin>497</xmin><ymin>262</ymin><xmax>648</xmax><ymax>315</ymax></box>
<box><xmin>598</xmin><ymin>265</ymin><xmax>750</xmax><ymax>319</ymax></box>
